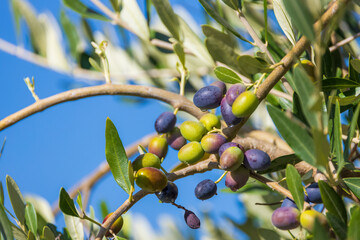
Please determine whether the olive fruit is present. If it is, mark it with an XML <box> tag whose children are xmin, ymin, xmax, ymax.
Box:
<box><xmin>200</xmin><ymin>133</ymin><xmax>227</xmax><ymax>154</ymax></box>
<box><xmin>300</xmin><ymin>210</ymin><xmax>327</xmax><ymax>232</ymax></box>
<box><xmin>180</xmin><ymin>121</ymin><xmax>207</xmax><ymax>142</ymax></box>
<box><xmin>271</xmin><ymin>207</ymin><xmax>300</xmax><ymax>230</ymax></box>
<box><xmin>295</xmin><ymin>59</ymin><xmax>315</xmax><ymax>82</ymax></box>
<box><xmin>194</xmin><ymin>179</ymin><xmax>217</xmax><ymax>200</ymax></box>
<box><xmin>148</xmin><ymin>136</ymin><xmax>168</xmax><ymax>159</ymax></box>
<box><xmin>135</xmin><ymin>167</ymin><xmax>168</xmax><ymax>192</ymax></box>
<box><xmin>132</xmin><ymin>153</ymin><xmax>161</xmax><ymax>171</ymax></box>
<box><xmin>210</xmin><ymin>81</ymin><xmax>227</xmax><ymax>95</ymax></box>
<box><xmin>225</xmin><ymin>166</ymin><xmax>249</xmax><ymax>191</ymax></box>
<box><xmin>225</xmin><ymin>84</ymin><xmax>246</xmax><ymax>106</ymax></box>
<box><xmin>220</xmin><ymin>147</ymin><xmax>244</xmax><ymax>171</ymax></box>
<box><xmin>102</xmin><ymin>213</ymin><xmax>124</xmax><ymax>237</ymax></box>
<box><xmin>184</xmin><ymin>210</ymin><xmax>200</xmax><ymax>229</ymax></box>
<box><xmin>154</xmin><ymin>112</ymin><xmax>177</xmax><ymax>133</ymax></box>
<box><xmin>304</xmin><ymin>183</ymin><xmax>322</xmax><ymax>203</ymax></box>
<box><xmin>166</xmin><ymin>127</ymin><xmax>187</xmax><ymax>150</ymax></box>
<box><xmin>155</xmin><ymin>181</ymin><xmax>178</xmax><ymax>203</ymax></box>
<box><xmin>218</xmin><ymin>142</ymin><xmax>245</xmax><ymax>157</ymax></box>
<box><xmin>232</xmin><ymin>91</ymin><xmax>259</xmax><ymax>118</ymax></box>
<box><xmin>178</xmin><ymin>142</ymin><xmax>204</xmax><ymax>164</ymax></box>
<box><xmin>220</xmin><ymin>98</ymin><xmax>243</xmax><ymax>126</ymax></box>
<box><xmin>193</xmin><ymin>86</ymin><xmax>223</xmax><ymax>110</ymax></box>
<box><xmin>199</xmin><ymin>113</ymin><xmax>221</xmax><ymax>131</ymax></box>
<box><xmin>281</xmin><ymin>197</ymin><xmax>297</xmax><ymax>209</ymax></box>
<box><xmin>243</xmin><ymin>149</ymin><xmax>271</xmax><ymax>171</ymax></box>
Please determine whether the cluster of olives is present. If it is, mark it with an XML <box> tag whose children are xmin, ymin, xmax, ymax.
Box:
<box><xmin>272</xmin><ymin>182</ymin><xmax>328</xmax><ymax>232</ymax></box>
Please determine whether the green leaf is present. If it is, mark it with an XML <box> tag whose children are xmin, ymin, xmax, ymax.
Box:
<box><xmin>258</xmin><ymin>154</ymin><xmax>301</xmax><ymax>174</ymax></box>
<box><xmin>329</xmin><ymin>95</ymin><xmax>360</xmax><ymax>106</ymax></box>
<box><xmin>76</xmin><ymin>191</ymin><xmax>83</xmax><ymax>213</ymax></box>
<box><xmin>128</xmin><ymin>161</ymin><xmax>134</xmax><ymax>188</ymax></box>
<box><xmin>214</xmin><ymin>66</ymin><xmax>242</xmax><ymax>84</ymax></box>
<box><xmin>344</xmin><ymin>178</ymin><xmax>360</xmax><ymax>199</ymax></box>
<box><xmin>42</xmin><ymin>226</ymin><xmax>55</xmax><ymax>240</ymax></box>
<box><xmin>322</xmin><ymin>78</ymin><xmax>360</xmax><ymax>90</ymax></box>
<box><xmin>0</xmin><ymin>204</ymin><xmax>13</xmax><ymax>240</ymax></box>
<box><xmin>11</xmin><ymin>223</ymin><xmax>27</xmax><ymax>240</ymax></box>
<box><xmin>350</xmin><ymin>59</ymin><xmax>360</xmax><ymax>73</ymax></box>
<box><xmin>318</xmin><ymin>181</ymin><xmax>347</xmax><ymax>224</ymax></box>
<box><xmin>152</xmin><ymin>0</ymin><xmax>180</xmax><ymax>40</ymax></box>
<box><xmin>348</xmin><ymin>206</ymin><xmax>360</xmax><ymax>240</ymax></box>
<box><xmin>237</xmin><ymin>55</ymin><xmax>270</xmax><ymax>74</ymax></box>
<box><xmin>172</xmin><ymin>42</ymin><xmax>185</xmax><ymax>67</ymax></box>
<box><xmin>60</xmin><ymin>10</ymin><xmax>80</xmax><ymax>58</ymax></box>
<box><xmin>221</xmin><ymin>0</ymin><xmax>240</xmax><ymax>10</ymax></box>
<box><xmin>349</xmin><ymin>56</ymin><xmax>360</xmax><ymax>83</ymax></box>
<box><xmin>6</xmin><ymin>175</ymin><xmax>26</xmax><ymax>226</ymax></box>
<box><xmin>63</xmin><ymin>0</ymin><xmax>109</xmax><ymax>21</ymax></box>
<box><xmin>198</xmin><ymin>0</ymin><xmax>251</xmax><ymax>43</ymax></box>
<box><xmin>272</xmin><ymin>0</ymin><xmax>296</xmax><ymax>45</ymax></box>
<box><xmin>0</xmin><ymin>182</ymin><xmax>3</xmax><ymax>205</ymax></box>
<box><xmin>100</xmin><ymin>201</ymin><xmax>109</xmax><ymax>220</ymax></box>
<box><xmin>59</xmin><ymin>188</ymin><xmax>80</xmax><ymax>217</ymax></box>
<box><xmin>283</xmin><ymin>0</ymin><xmax>315</xmax><ymax>42</ymax></box>
<box><xmin>110</xmin><ymin>0</ymin><xmax>121</xmax><ymax>12</ymax></box>
<box><xmin>267</xmin><ymin>105</ymin><xmax>317</xmax><ymax>166</ymax></box>
<box><xmin>64</xmin><ymin>213</ymin><xmax>84</xmax><ymax>240</ymax></box>
<box><xmin>285</xmin><ymin>164</ymin><xmax>304</xmax><ymax>212</ymax></box>
<box><xmin>88</xmin><ymin>57</ymin><xmax>103</xmax><ymax>72</ymax></box>
<box><xmin>25</xmin><ymin>202</ymin><xmax>37</xmax><ymax>236</ymax></box>
<box><xmin>326</xmin><ymin>212</ymin><xmax>347</xmax><ymax>240</ymax></box>
<box><xmin>344</xmin><ymin>104</ymin><xmax>360</xmax><ymax>160</ymax></box>
<box><xmin>0</xmin><ymin>137</ymin><xmax>6</xmax><ymax>159</ymax></box>
<box><xmin>105</xmin><ymin>118</ymin><xmax>131</xmax><ymax>194</ymax></box>
<box><xmin>313</xmin><ymin>217</ymin><xmax>329</xmax><ymax>239</ymax></box>
<box><xmin>334</xmin><ymin>100</ymin><xmax>345</xmax><ymax>173</ymax></box>
<box><xmin>27</xmin><ymin>230</ymin><xmax>35</xmax><ymax>240</ymax></box>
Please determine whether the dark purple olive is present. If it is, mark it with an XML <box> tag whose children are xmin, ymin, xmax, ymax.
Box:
<box><xmin>210</xmin><ymin>81</ymin><xmax>226</xmax><ymax>95</ymax></box>
<box><xmin>220</xmin><ymin>98</ymin><xmax>243</xmax><ymax>126</ymax></box>
<box><xmin>155</xmin><ymin>182</ymin><xmax>178</xmax><ymax>203</ymax></box>
<box><xmin>225</xmin><ymin>166</ymin><xmax>249</xmax><ymax>191</ymax></box>
<box><xmin>243</xmin><ymin>149</ymin><xmax>271</xmax><ymax>171</ymax></box>
<box><xmin>200</xmin><ymin>133</ymin><xmax>227</xmax><ymax>154</ymax></box>
<box><xmin>304</xmin><ymin>183</ymin><xmax>322</xmax><ymax>203</ymax></box>
<box><xmin>271</xmin><ymin>207</ymin><xmax>300</xmax><ymax>230</ymax></box>
<box><xmin>225</xmin><ymin>84</ymin><xmax>246</xmax><ymax>106</ymax></box>
<box><xmin>184</xmin><ymin>210</ymin><xmax>200</xmax><ymax>229</ymax></box>
<box><xmin>155</xmin><ymin>112</ymin><xmax>177</xmax><ymax>133</ymax></box>
<box><xmin>166</xmin><ymin>127</ymin><xmax>186</xmax><ymax>150</ymax></box>
<box><xmin>193</xmin><ymin>86</ymin><xmax>223</xmax><ymax>110</ymax></box>
<box><xmin>194</xmin><ymin>179</ymin><xmax>217</xmax><ymax>200</ymax></box>
<box><xmin>218</xmin><ymin>142</ymin><xmax>245</xmax><ymax>157</ymax></box>
<box><xmin>281</xmin><ymin>197</ymin><xmax>297</xmax><ymax>209</ymax></box>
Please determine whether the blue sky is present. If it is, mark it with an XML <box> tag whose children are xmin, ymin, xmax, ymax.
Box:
<box><xmin>0</xmin><ymin>0</ymin><xmax>248</xmax><ymax>238</ymax></box>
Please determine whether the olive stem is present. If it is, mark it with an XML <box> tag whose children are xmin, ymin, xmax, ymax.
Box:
<box><xmin>253</xmin><ymin>73</ymin><xmax>267</xmax><ymax>94</ymax></box>
<box><xmin>171</xmin><ymin>202</ymin><xmax>187</xmax><ymax>211</ymax></box>
<box><xmin>214</xmin><ymin>171</ymin><xmax>228</xmax><ymax>184</ymax></box>
<box><xmin>287</xmin><ymin>230</ymin><xmax>296</xmax><ymax>239</ymax></box>
<box><xmin>128</xmin><ymin>185</ymin><xmax>134</xmax><ymax>203</ymax></box>
<box><xmin>173</xmin><ymin>108</ymin><xmax>179</xmax><ymax>115</ymax></box>
<box><xmin>137</xmin><ymin>145</ymin><xmax>147</xmax><ymax>154</ymax></box>
<box><xmin>160</xmin><ymin>166</ymin><xmax>168</xmax><ymax>175</ymax></box>
<box><xmin>179</xmin><ymin>68</ymin><xmax>187</xmax><ymax>96</ymax></box>
<box><xmin>83</xmin><ymin>214</ymin><xmax>103</xmax><ymax>227</ymax></box>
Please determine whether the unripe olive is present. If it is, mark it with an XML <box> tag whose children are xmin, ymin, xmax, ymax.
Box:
<box><xmin>132</xmin><ymin>153</ymin><xmax>161</xmax><ymax>171</ymax></box>
<box><xmin>102</xmin><ymin>212</ymin><xmax>124</xmax><ymax>237</ymax></box>
<box><xmin>200</xmin><ymin>133</ymin><xmax>227</xmax><ymax>154</ymax></box>
<box><xmin>180</xmin><ymin>121</ymin><xmax>207</xmax><ymax>142</ymax></box>
<box><xmin>166</xmin><ymin>127</ymin><xmax>187</xmax><ymax>150</ymax></box>
<box><xmin>184</xmin><ymin>210</ymin><xmax>200</xmax><ymax>229</ymax></box>
<box><xmin>148</xmin><ymin>136</ymin><xmax>168</xmax><ymax>159</ymax></box>
<box><xmin>232</xmin><ymin>91</ymin><xmax>259</xmax><ymax>118</ymax></box>
<box><xmin>135</xmin><ymin>167</ymin><xmax>168</xmax><ymax>192</ymax></box>
<box><xmin>271</xmin><ymin>207</ymin><xmax>300</xmax><ymax>230</ymax></box>
<box><xmin>178</xmin><ymin>142</ymin><xmax>204</xmax><ymax>164</ymax></box>
<box><xmin>225</xmin><ymin>166</ymin><xmax>249</xmax><ymax>192</ymax></box>
<box><xmin>294</xmin><ymin>59</ymin><xmax>315</xmax><ymax>82</ymax></box>
<box><xmin>220</xmin><ymin>147</ymin><xmax>244</xmax><ymax>171</ymax></box>
<box><xmin>300</xmin><ymin>210</ymin><xmax>328</xmax><ymax>232</ymax></box>
<box><xmin>199</xmin><ymin>113</ymin><xmax>221</xmax><ymax>131</ymax></box>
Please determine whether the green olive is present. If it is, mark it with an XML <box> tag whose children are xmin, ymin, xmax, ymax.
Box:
<box><xmin>135</xmin><ymin>167</ymin><xmax>168</xmax><ymax>192</ymax></box>
<box><xmin>300</xmin><ymin>210</ymin><xmax>327</xmax><ymax>232</ymax></box>
<box><xmin>102</xmin><ymin>213</ymin><xmax>124</xmax><ymax>237</ymax></box>
<box><xmin>199</xmin><ymin>113</ymin><xmax>221</xmax><ymax>131</ymax></box>
<box><xmin>132</xmin><ymin>153</ymin><xmax>161</xmax><ymax>171</ymax></box>
<box><xmin>178</xmin><ymin>142</ymin><xmax>204</xmax><ymax>164</ymax></box>
<box><xmin>232</xmin><ymin>91</ymin><xmax>259</xmax><ymax>118</ymax></box>
<box><xmin>180</xmin><ymin>121</ymin><xmax>207</xmax><ymax>142</ymax></box>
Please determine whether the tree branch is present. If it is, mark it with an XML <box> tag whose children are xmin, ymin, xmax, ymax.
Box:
<box><xmin>0</xmin><ymin>84</ymin><xmax>204</xmax><ymax>131</ymax></box>
<box><xmin>329</xmin><ymin>32</ymin><xmax>360</xmax><ymax>52</ymax></box>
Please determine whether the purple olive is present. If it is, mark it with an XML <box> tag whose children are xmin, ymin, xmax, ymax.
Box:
<box><xmin>200</xmin><ymin>134</ymin><xmax>227</xmax><ymax>154</ymax></box>
<box><xmin>219</xmin><ymin>147</ymin><xmax>244</xmax><ymax>171</ymax></box>
<box><xmin>194</xmin><ymin>179</ymin><xmax>217</xmax><ymax>200</ymax></box>
<box><xmin>184</xmin><ymin>210</ymin><xmax>200</xmax><ymax>229</ymax></box>
<box><xmin>281</xmin><ymin>197</ymin><xmax>298</xmax><ymax>209</ymax></box>
<box><xmin>304</xmin><ymin>183</ymin><xmax>322</xmax><ymax>203</ymax></box>
<box><xmin>271</xmin><ymin>207</ymin><xmax>300</xmax><ymax>230</ymax></box>
<box><xmin>155</xmin><ymin>112</ymin><xmax>177</xmax><ymax>133</ymax></box>
<box><xmin>218</xmin><ymin>142</ymin><xmax>245</xmax><ymax>157</ymax></box>
<box><xmin>225</xmin><ymin>166</ymin><xmax>249</xmax><ymax>192</ymax></box>
<box><xmin>225</xmin><ymin>84</ymin><xmax>246</xmax><ymax>106</ymax></box>
<box><xmin>193</xmin><ymin>86</ymin><xmax>223</xmax><ymax>110</ymax></box>
<box><xmin>166</xmin><ymin>127</ymin><xmax>187</xmax><ymax>150</ymax></box>
<box><xmin>243</xmin><ymin>149</ymin><xmax>271</xmax><ymax>171</ymax></box>
<box><xmin>210</xmin><ymin>81</ymin><xmax>227</xmax><ymax>95</ymax></box>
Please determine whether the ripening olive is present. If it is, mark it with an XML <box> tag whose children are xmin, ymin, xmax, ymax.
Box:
<box><xmin>178</xmin><ymin>142</ymin><xmax>204</xmax><ymax>164</ymax></box>
<box><xmin>148</xmin><ymin>136</ymin><xmax>168</xmax><ymax>159</ymax></box>
<box><xmin>200</xmin><ymin>133</ymin><xmax>227</xmax><ymax>154</ymax></box>
<box><xmin>220</xmin><ymin>147</ymin><xmax>244</xmax><ymax>171</ymax></box>
<box><xmin>184</xmin><ymin>210</ymin><xmax>200</xmax><ymax>229</ymax></box>
<box><xmin>220</xmin><ymin>97</ymin><xmax>243</xmax><ymax>126</ymax></box>
<box><xmin>226</xmin><ymin>84</ymin><xmax>246</xmax><ymax>106</ymax></box>
<box><xmin>243</xmin><ymin>149</ymin><xmax>271</xmax><ymax>171</ymax></box>
<box><xmin>218</xmin><ymin>142</ymin><xmax>245</xmax><ymax>157</ymax></box>
<box><xmin>132</xmin><ymin>153</ymin><xmax>161</xmax><ymax>171</ymax></box>
<box><xmin>135</xmin><ymin>167</ymin><xmax>168</xmax><ymax>192</ymax></box>
<box><xmin>199</xmin><ymin>113</ymin><xmax>221</xmax><ymax>131</ymax></box>
<box><xmin>225</xmin><ymin>166</ymin><xmax>249</xmax><ymax>192</ymax></box>
<box><xmin>300</xmin><ymin>210</ymin><xmax>328</xmax><ymax>232</ymax></box>
<box><xmin>194</xmin><ymin>179</ymin><xmax>217</xmax><ymax>200</ymax></box>
<box><xmin>166</xmin><ymin>127</ymin><xmax>187</xmax><ymax>150</ymax></box>
<box><xmin>180</xmin><ymin>121</ymin><xmax>207</xmax><ymax>142</ymax></box>
<box><xmin>102</xmin><ymin>213</ymin><xmax>124</xmax><ymax>237</ymax></box>
<box><xmin>232</xmin><ymin>91</ymin><xmax>259</xmax><ymax>118</ymax></box>
<box><xmin>154</xmin><ymin>112</ymin><xmax>177</xmax><ymax>133</ymax></box>
<box><xmin>271</xmin><ymin>207</ymin><xmax>300</xmax><ymax>230</ymax></box>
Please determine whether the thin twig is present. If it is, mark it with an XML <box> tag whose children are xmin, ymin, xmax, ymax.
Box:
<box><xmin>329</xmin><ymin>32</ymin><xmax>360</xmax><ymax>52</ymax></box>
